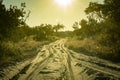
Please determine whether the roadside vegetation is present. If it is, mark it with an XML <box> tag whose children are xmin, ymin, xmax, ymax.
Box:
<box><xmin>0</xmin><ymin>38</ymin><xmax>48</xmax><ymax>66</ymax></box>
<box><xmin>66</xmin><ymin>0</ymin><xmax>120</xmax><ymax>62</ymax></box>
<box><xmin>0</xmin><ymin>1</ymin><xmax>64</xmax><ymax>67</ymax></box>
<box><xmin>66</xmin><ymin>37</ymin><xmax>120</xmax><ymax>62</ymax></box>
<box><xmin>0</xmin><ymin>0</ymin><xmax>120</xmax><ymax>68</ymax></box>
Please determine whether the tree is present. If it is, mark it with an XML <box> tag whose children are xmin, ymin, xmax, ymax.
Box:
<box><xmin>72</xmin><ymin>21</ymin><xmax>81</xmax><ymax>36</ymax></box>
<box><xmin>53</xmin><ymin>23</ymin><xmax>65</xmax><ymax>32</ymax></box>
<box><xmin>85</xmin><ymin>0</ymin><xmax>120</xmax><ymax>25</ymax></box>
<box><xmin>84</xmin><ymin>0</ymin><xmax>120</xmax><ymax>53</ymax></box>
<box><xmin>33</xmin><ymin>24</ymin><xmax>54</xmax><ymax>41</ymax></box>
<box><xmin>72</xmin><ymin>22</ymin><xmax>80</xmax><ymax>30</ymax></box>
<box><xmin>0</xmin><ymin>1</ymin><xmax>26</xmax><ymax>40</ymax></box>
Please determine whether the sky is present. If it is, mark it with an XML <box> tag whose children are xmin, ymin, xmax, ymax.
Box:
<box><xmin>3</xmin><ymin>0</ymin><xmax>103</xmax><ymax>30</ymax></box>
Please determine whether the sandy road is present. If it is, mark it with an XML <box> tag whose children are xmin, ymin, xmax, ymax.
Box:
<box><xmin>16</xmin><ymin>39</ymin><xmax>75</xmax><ymax>80</ymax></box>
<box><xmin>3</xmin><ymin>39</ymin><xmax>120</xmax><ymax>80</ymax></box>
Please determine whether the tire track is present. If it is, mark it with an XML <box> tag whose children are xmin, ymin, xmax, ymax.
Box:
<box><xmin>57</xmin><ymin>39</ymin><xmax>75</xmax><ymax>80</ymax></box>
<box><xmin>8</xmin><ymin>39</ymin><xmax>120</xmax><ymax>80</ymax></box>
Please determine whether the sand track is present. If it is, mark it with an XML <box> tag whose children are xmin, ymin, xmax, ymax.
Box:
<box><xmin>1</xmin><ymin>39</ymin><xmax>120</xmax><ymax>80</ymax></box>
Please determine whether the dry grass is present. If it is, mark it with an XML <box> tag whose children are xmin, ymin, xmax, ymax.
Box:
<box><xmin>65</xmin><ymin>37</ymin><xmax>120</xmax><ymax>62</ymax></box>
<box><xmin>0</xmin><ymin>39</ymin><xmax>49</xmax><ymax>67</ymax></box>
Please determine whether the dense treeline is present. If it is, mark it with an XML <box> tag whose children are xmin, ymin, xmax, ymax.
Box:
<box><xmin>72</xmin><ymin>0</ymin><xmax>120</xmax><ymax>62</ymax></box>
<box><xmin>31</xmin><ymin>23</ymin><xmax>65</xmax><ymax>41</ymax></box>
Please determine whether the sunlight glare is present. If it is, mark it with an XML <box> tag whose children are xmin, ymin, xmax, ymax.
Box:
<box><xmin>54</xmin><ymin>0</ymin><xmax>72</xmax><ymax>7</ymax></box>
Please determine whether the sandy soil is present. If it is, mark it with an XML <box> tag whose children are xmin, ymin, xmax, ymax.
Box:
<box><xmin>0</xmin><ymin>39</ymin><xmax>120</xmax><ymax>80</ymax></box>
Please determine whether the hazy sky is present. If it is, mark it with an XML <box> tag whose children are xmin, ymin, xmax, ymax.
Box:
<box><xmin>3</xmin><ymin>0</ymin><xmax>103</xmax><ymax>30</ymax></box>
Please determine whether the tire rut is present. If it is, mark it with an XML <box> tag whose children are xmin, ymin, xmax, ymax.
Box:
<box><xmin>4</xmin><ymin>39</ymin><xmax>120</xmax><ymax>80</ymax></box>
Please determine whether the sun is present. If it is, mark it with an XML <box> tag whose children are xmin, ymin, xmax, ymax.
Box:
<box><xmin>54</xmin><ymin>0</ymin><xmax>72</xmax><ymax>7</ymax></box>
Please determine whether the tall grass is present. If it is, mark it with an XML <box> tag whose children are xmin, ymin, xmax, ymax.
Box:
<box><xmin>0</xmin><ymin>39</ymin><xmax>49</xmax><ymax>67</ymax></box>
<box><xmin>65</xmin><ymin>37</ymin><xmax>120</xmax><ymax>62</ymax></box>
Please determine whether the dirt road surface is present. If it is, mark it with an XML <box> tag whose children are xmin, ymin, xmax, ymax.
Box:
<box><xmin>1</xmin><ymin>39</ymin><xmax>120</xmax><ymax>80</ymax></box>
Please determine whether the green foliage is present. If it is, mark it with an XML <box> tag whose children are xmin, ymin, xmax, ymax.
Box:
<box><xmin>54</xmin><ymin>31</ymin><xmax>73</xmax><ymax>38</ymax></box>
<box><xmin>72</xmin><ymin>22</ymin><xmax>80</xmax><ymax>30</ymax></box>
<box><xmin>73</xmin><ymin>18</ymin><xmax>103</xmax><ymax>39</ymax></box>
<box><xmin>85</xmin><ymin>0</ymin><xmax>120</xmax><ymax>25</ymax></box>
<box><xmin>0</xmin><ymin>1</ymin><xmax>67</xmax><ymax>67</ymax></box>
<box><xmin>72</xmin><ymin>0</ymin><xmax>120</xmax><ymax>62</ymax></box>
<box><xmin>0</xmin><ymin>2</ymin><xmax>26</xmax><ymax>40</ymax></box>
<box><xmin>0</xmin><ymin>2</ymin><xmax>56</xmax><ymax>67</ymax></box>
<box><xmin>74</xmin><ymin>0</ymin><xmax>120</xmax><ymax>44</ymax></box>
<box><xmin>53</xmin><ymin>23</ymin><xmax>65</xmax><ymax>32</ymax></box>
<box><xmin>31</xmin><ymin>24</ymin><xmax>54</xmax><ymax>41</ymax></box>
<box><xmin>72</xmin><ymin>22</ymin><xmax>81</xmax><ymax>36</ymax></box>
<box><xmin>84</xmin><ymin>0</ymin><xmax>120</xmax><ymax>47</ymax></box>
